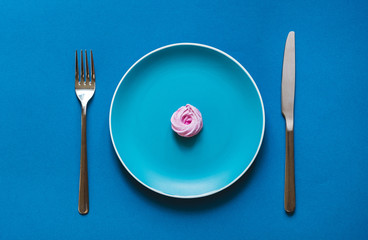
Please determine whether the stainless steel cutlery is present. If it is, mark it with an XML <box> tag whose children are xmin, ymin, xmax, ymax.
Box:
<box><xmin>75</xmin><ymin>50</ymin><xmax>95</xmax><ymax>215</ymax></box>
<box><xmin>282</xmin><ymin>31</ymin><xmax>296</xmax><ymax>213</ymax></box>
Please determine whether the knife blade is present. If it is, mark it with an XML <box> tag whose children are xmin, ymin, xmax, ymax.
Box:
<box><xmin>281</xmin><ymin>31</ymin><xmax>295</xmax><ymax>213</ymax></box>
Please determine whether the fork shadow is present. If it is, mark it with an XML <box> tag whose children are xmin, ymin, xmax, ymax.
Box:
<box><xmin>112</xmin><ymin>132</ymin><xmax>268</xmax><ymax>213</ymax></box>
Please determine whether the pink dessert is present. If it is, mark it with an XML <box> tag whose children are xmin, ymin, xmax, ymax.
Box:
<box><xmin>171</xmin><ymin>104</ymin><xmax>203</xmax><ymax>137</ymax></box>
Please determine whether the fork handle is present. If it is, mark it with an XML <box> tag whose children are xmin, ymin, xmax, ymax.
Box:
<box><xmin>284</xmin><ymin>129</ymin><xmax>295</xmax><ymax>213</ymax></box>
<box><xmin>78</xmin><ymin>105</ymin><xmax>89</xmax><ymax>215</ymax></box>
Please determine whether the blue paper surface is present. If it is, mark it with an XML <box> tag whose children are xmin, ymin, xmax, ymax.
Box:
<box><xmin>0</xmin><ymin>0</ymin><xmax>368</xmax><ymax>239</ymax></box>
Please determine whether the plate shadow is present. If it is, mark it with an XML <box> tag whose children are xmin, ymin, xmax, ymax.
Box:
<box><xmin>111</xmin><ymin>131</ymin><xmax>268</xmax><ymax>213</ymax></box>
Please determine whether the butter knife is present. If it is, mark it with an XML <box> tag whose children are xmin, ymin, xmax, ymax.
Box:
<box><xmin>281</xmin><ymin>31</ymin><xmax>295</xmax><ymax>213</ymax></box>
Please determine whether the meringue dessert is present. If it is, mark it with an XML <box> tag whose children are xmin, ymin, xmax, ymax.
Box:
<box><xmin>171</xmin><ymin>104</ymin><xmax>203</xmax><ymax>137</ymax></box>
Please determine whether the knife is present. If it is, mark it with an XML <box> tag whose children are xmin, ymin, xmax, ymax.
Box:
<box><xmin>281</xmin><ymin>31</ymin><xmax>295</xmax><ymax>213</ymax></box>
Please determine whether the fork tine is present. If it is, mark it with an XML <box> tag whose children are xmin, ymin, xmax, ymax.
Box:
<box><xmin>75</xmin><ymin>51</ymin><xmax>79</xmax><ymax>85</ymax></box>
<box><xmin>91</xmin><ymin>50</ymin><xmax>95</xmax><ymax>85</ymax></box>
<box><xmin>81</xmin><ymin>50</ymin><xmax>85</xmax><ymax>83</ymax></box>
<box><xmin>85</xmin><ymin>50</ymin><xmax>90</xmax><ymax>83</ymax></box>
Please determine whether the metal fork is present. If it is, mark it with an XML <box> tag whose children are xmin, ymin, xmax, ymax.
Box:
<box><xmin>75</xmin><ymin>50</ymin><xmax>95</xmax><ymax>215</ymax></box>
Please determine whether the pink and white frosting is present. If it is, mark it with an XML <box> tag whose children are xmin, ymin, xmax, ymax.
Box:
<box><xmin>171</xmin><ymin>104</ymin><xmax>203</xmax><ymax>137</ymax></box>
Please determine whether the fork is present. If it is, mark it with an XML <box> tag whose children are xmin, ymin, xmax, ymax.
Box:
<box><xmin>75</xmin><ymin>50</ymin><xmax>95</xmax><ymax>215</ymax></box>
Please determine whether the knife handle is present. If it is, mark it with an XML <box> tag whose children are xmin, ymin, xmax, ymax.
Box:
<box><xmin>284</xmin><ymin>129</ymin><xmax>295</xmax><ymax>213</ymax></box>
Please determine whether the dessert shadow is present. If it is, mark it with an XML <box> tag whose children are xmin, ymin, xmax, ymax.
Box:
<box><xmin>172</xmin><ymin>129</ymin><xmax>202</xmax><ymax>148</ymax></box>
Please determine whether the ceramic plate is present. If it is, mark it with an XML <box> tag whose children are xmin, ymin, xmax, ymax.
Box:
<box><xmin>110</xmin><ymin>43</ymin><xmax>265</xmax><ymax>198</ymax></box>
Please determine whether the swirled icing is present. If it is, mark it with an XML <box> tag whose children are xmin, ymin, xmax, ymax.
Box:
<box><xmin>171</xmin><ymin>104</ymin><xmax>203</xmax><ymax>137</ymax></box>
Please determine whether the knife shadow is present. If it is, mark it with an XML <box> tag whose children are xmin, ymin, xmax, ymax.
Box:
<box><xmin>111</xmin><ymin>132</ymin><xmax>267</xmax><ymax>213</ymax></box>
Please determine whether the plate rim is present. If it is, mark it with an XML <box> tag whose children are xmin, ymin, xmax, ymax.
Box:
<box><xmin>109</xmin><ymin>42</ymin><xmax>265</xmax><ymax>198</ymax></box>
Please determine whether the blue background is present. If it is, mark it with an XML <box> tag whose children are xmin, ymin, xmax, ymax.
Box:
<box><xmin>0</xmin><ymin>0</ymin><xmax>367</xmax><ymax>239</ymax></box>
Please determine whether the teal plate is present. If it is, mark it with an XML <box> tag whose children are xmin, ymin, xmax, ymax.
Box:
<box><xmin>109</xmin><ymin>43</ymin><xmax>265</xmax><ymax>198</ymax></box>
